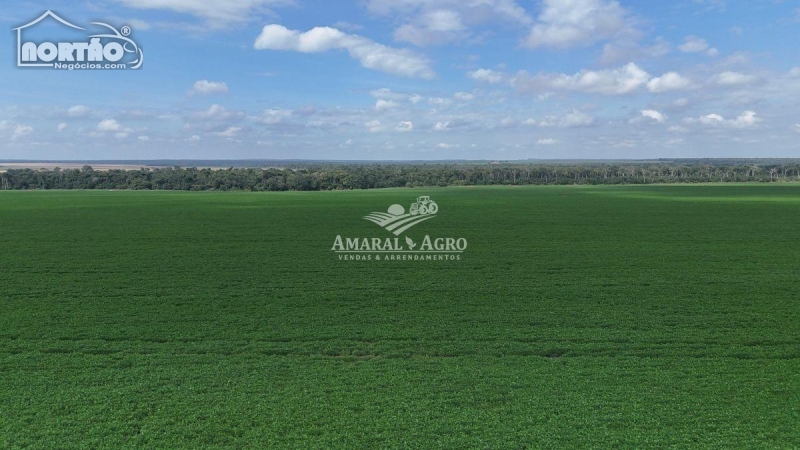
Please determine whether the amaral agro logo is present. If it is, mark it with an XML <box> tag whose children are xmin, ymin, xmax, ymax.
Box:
<box><xmin>364</xmin><ymin>195</ymin><xmax>439</xmax><ymax>236</ymax></box>
<box><xmin>332</xmin><ymin>196</ymin><xmax>467</xmax><ymax>262</ymax></box>
<box><xmin>14</xmin><ymin>11</ymin><xmax>143</xmax><ymax>70</ymax></box>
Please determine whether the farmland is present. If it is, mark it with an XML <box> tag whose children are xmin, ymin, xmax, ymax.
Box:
<box><xmin>0</xmin><ymin>186</ymin><xmax>798</xmax><ymax>448</ymax></box>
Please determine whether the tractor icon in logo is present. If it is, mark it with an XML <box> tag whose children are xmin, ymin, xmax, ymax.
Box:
<box><xmin>364</xmin><ymin>196</ymin><xmax>439</xmax><ymax>236</ymax></box>
<box><xmin>409</xmin><ymin>196</ymin><xmax>438</xmax><ymax>216</ymax></box>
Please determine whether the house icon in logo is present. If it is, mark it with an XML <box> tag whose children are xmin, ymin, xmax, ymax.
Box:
<box><xmin>12</xmin><ymin>10</ymin><xmax>143</xmax><ymax>70</ymax></box>
<box><xmin>13</xmin><ymin>11</ymin><xmax>85</xmax><ymax>67</ymax></box>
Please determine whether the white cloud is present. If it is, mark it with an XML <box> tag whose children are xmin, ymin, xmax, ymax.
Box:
<box><xmin>561</xmin><ymin>110</ymin><xmax>596</xmax><ymax>127</ymax></box>
<box><xmin>454</xmin><ymin>92</ymin><xmax>475</xmax><ymax>101</ymax></box>
<box><xmin>693</xmin><ymin>0</ymin><xmax>726</xmax><ymax>13</ymax></box>
<box><xmin>730</xmin><ymin>111</ymin><xmax>761</xmax><ymax>128</ymax></box>
<box><xmin>711</xmin><ymin>71</ymin><xmax>757</xmax><ymax>86</ymax></box>
<box><xmin>409</xmin><ymin>94</ymin><xmax>424</xmax><ymax>104</ymax></box>
<box><xmin>138</xmin><ymin>135</ymin><xmax>150</xmax><ymax>141</ymax></box>
<box><xmin>115</xmin><ymin>132</ymin><xmax>129</xmax><ymax>139</ymax></box>
<box><xmin>258</xmin><ymin>108</ymin><xmax>292</xmax><ymax>125</ymax></box>
<box><xmin>190</xmin><ymin>80</ymin><xmax>229</xmax><ymax>95</ymax></box>
<box><xmin>434</xmin><ymin>121</ymin><xmax>450</xmax><ymax>131</ymax></box>
<box><xmin>67</xmin><ymin>105</ymin><xmax>91</xmax><ymax>117</ymax></box>
<box><xmin>98</xmin><ymin>119</ymin><xmax>124</xmax><ymax>132</ymax></box>
<box><xmin>794</xmin><ymin>124</ymin><xmax>800</xmax><ymax>133</ymax></box>
<box><xmin>647</xmin><ymin>72</ymin><xmax>693</xmax><ymax>93</ymax></box>
<box><xmin>370</xmin><ymin>88</ymin><xmax>408</xmax><ymax>101</ymax></box>
<box><xmin>187</xmin><ymin>135</ymin><xmax>201</xmax><ymax>142</ymax></box>
<box><xmin>600</xmin><ymin>37</ymin><xmax>671</xmax><ymax>65</ymax></box>
<box><xmin>214</xmin><ymin>126</ymin><xmax>242</xmax><ymax>137</ymax></box>
<box><xmin>113</xmin><ymin>0</ymin><xmax>291</xmax><ymax>27</ymax></box>
<box><xmin>125</xmin><ymin>18</ymin><xmax>150</xmax><ymax>31</ymax></box>
<box><xmin>688</xmin><ymin>111</ymin><xmax>762</xmax><ymax>128</ymax></box>
<box><xmin>437</xmin><ymin>142</ymin><xmax>460</xmax><ymax>149</ymax></box>
<box><xmin>428</xmin><ymin>97</ymin><xmax>453</xmax><ymax>107</ymax></box>
<box><xmin>641</xmin><ymin>109</ymin><xmax>666</xmax><ymax>123</ymax></box>
<box><xmin>536</xmin><ymin>138</ymin><xmax>557</xmax><ymax>145</ymax></box>
<box><xmin>537</xmin><ymin>92</ymin><xmax>554</xmax><ymax>101</ymax></box>
<box><xmin>333</xmin><ymin>21</ymin><xmax>363</xmax><ymax>32</ymax></box>
<box><xmin>255</xmin><ymin>25</ymin><xmax>351</xmax><ymax>52</ymax></box>
<box><xmin>396</xmin><ymin>121</ymin><xmax>414</xmax><ymax>132</ymax></box>
<box><xmin>366</xmin><ymin>0</ymin><xmax>529</xmax><ymax>23</ymax></box>
<box><xmin>524</xmin><ymin>0</ymin><xmax>634</xmax><ymax>49</ymax></box>
<box><xmin>418</xmin><ymin>10</ymin><xmax>465</xmax><ymax>31</ymax></box>
<box><xmin>513</xmin><ymin>63</ymin><xmax>650</xmax><ymax>96</ymax></box>
<box><xmin>538</xmin><ymin>110</ymin><xmax>596</xmax><ymax>128</ymax></box>
<box><xmin>699</xmin><ymin>113</ymin><xmax>724</xmax><ymax>125</ymax></box>
<box><xmin>57</xmin><ymin>123</ymin><xmax>68</xmax><ymax>132</ymax></box>
<box><xmin>366</xmin><ymin>0</ymin><xmax>531</xmax><ymax>47</ymax></box>
<box><xmin>254</xmin><ymin>25</ymin><xmax>435</xmax><ymax>79</ymax></box>
<box><xmin>375</xmin><ymin>99</ymin><xmax>400</xmax><ymax>111</ymax></box>
<box><xmin>394</xmin><ymin>10</ymin><xmax>467</xmax><ymax>46</ymax></box>
<box><xmin>679</xmin><ymin>36</ymin><xmax>709</xmax><ymax>53</ymax></box>
<box><xmin>498</xmin><ymin>116</ymin><xmax>519</xmax><ymax>128</ymax></box>
<box><xmin>193</xmin><ymin>104</ymin><xmax>244</xmax><ymax>122</ymax></box>
<box><xmin>12</xmin><ymin>124</ymin><xmax>33</xmax><ymax>139</ymax></box>
<box><xmin>365</xmin><ymin>120</ymin><xmax>383</xmax><ymax>132</ymax></box>
<box><xmin>468</xmin><ymin>68</ymin><xmax>504</xmax><ymax>84</ymax></box>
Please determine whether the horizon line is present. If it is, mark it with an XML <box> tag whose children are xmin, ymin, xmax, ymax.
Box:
<box><xmin>4</xmin><ymin>158</ymin><xmax>800</xmax><ymax>164</ymax></box>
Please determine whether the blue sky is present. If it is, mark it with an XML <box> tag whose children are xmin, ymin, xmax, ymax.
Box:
<box><xmin>2</xmin><ymin>0</ymin><xmax>800</xmax><ymax>160</ymax></box>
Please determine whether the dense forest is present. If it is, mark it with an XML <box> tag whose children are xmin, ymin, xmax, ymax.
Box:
<box><xmin>2</xmin><ymin>162</ymin><xmax>800</xmax><ymax>191</ymax></box>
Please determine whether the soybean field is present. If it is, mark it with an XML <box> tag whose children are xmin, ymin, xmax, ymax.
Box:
<box><xmin>0</xmin><ymin>186</ymin><xmax>798</xmax><ymax>448</ymax></box>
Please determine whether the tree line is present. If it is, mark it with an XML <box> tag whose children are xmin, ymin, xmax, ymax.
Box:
<box><xmin>2</xmin><ymin>163</ymin><xmax>800</xmax><ymax>191</ymax></box>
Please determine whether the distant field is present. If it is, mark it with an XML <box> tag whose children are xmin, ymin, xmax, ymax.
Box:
<box><xmin>0</xmin><ymin>163</ymin><xmax>159</xmax><ymax>172</ymax></box>
<box><xmin>0</xmin><ymin>186</ymin><xmax>798</xmax><ymax>448</ymax></box>
<box><xmin>0</xmin><ymin>161</ymin><xmax>226</xmax><ymax>172</ymax></box>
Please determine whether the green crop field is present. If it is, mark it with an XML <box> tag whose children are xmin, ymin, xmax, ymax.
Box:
<box><xmin>1</xmin><ymin>186</ymin><xmax>799</xmax><ymax>448</ymax></box>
